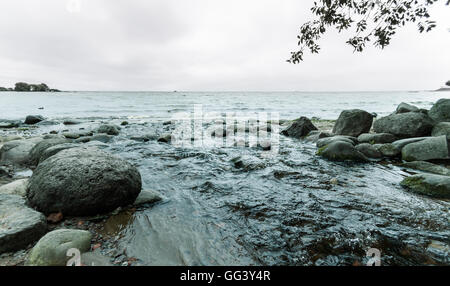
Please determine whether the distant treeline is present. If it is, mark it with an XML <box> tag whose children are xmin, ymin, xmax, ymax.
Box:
<box><xmin>0</xmin><ymin>82</ymin><xmax>60</xmax><ymax>92</ymax></box>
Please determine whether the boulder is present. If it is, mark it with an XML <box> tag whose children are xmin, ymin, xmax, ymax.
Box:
<box><xmin>373</xmin><ymin>143</ymin><xmax>401</xmax><ymax>157</ymax></box>
<box><xmin>63</xmin><ymin>119</ymin><xmax>82</xmax><ymax>125</ymax></box>
<box><xmin>26</xmin><ymin>229</ymin><xmax>92</xmax><ymax>266</ymax></box>
<box><xmin>373</xmin><ymin>112</ymin><xmax>434</xmax><ymax>138</ymax></box>
<box><xmin>28</xmin><ymin>138</ymin><xmax>69</xmax><ymax>166</ymax></box>
<box><xmin>317</xmin><ymin>136</ymin><xmax>357</xmax><ymax>148</ymax></box>
<box><xmin>131</xmin><ymin>133</ymin><xmax>159</xmax><ymax>142</ymax></box>
<box><xmin>395</xmin><ymin>102</ymin><xmax>419</xmax><ymax>114</ymax></box>
<box><xmin>24</xmin><ymin>115</ymin><xmax>45</xmax><ymax>125</ymax></box>
<box><xmin>392</xmin><ymin>137</ymin><xmax>428</xmax><ymax>150</ymax></box>
<box><xmin>332</xmin><ymin>109</ymin><xmax>374</xmax><ymax>137</ymax></box>
<box><xmin>401</xmin><ymin>136</ymin><xmax>449</xmax><ymax>162</ymax></box>
<box><xmin>281</xmin><ymin>117</ymin><xmax>317</xmax><ymax>139</ymax></box>
<box><xmin>317</xmin><ymin>141</ymin><xmax>369</xmax><ymax>162</ymax></box>
<box><xmin>400</xmin><ymin>174</ymin><xmax>450</xmax><ymax>199</ymax></box>
<box><xmin>0</xmin><ymin>120</ymin><xmax>21</xmax><ymax>129</ymax></box>
<box><xmin>428</xmin><ymin>98</ymin><xmax>450</xmax><ymax>123</ymax></box>
<box><xmin>432</xmin><ymin>122</ymin><xmax>450</xmax><ymax>138</ymax></box>
<box><xmin>357</xmin><ymin>133</ymin><xmax>396</xmax><ymax>144</ymax></box>
<box><xmin>0</xmin><ymin>179</ymin><xmax>29</xmax><ymax>197</ymax></box>
<box><xmin>27</xmin><ymin>147</ymin><xmax>142</xmax><ymax>216</ymax></box>
<box><xmin>157</xmin><ymin>133</ymin><xmax>172</xmax><ymax>143</ymax></box>
<box><xmin>97</xmin><ymin>124</ymin><xmax>120</xmax><ymax>136</ymax></box>
<box><xmin>0</xmin><ymin>139</ymin><xmax>37</xmax><ymax>165</ymax></box>
<box><xmin>231</xmin><ymin>155</ymin><xmax>266</xmax><ymax>171</ymax></box>
<box><xmin>38</xmin><ymin>143</ymin><xmax>80</xmax><ymax>163</ymax></box>
<box><xmin>402</xmin><ymin>161</ymin><xmax>450</xmax><ymax>176</ymax></box>
<box><xmin>134</xmin><ymin>190</ymin><xmax>163</xmax><ymax>206</ymax></box>
<box><xmin>355</xmin><ymin>143</ymin><xmax>383</xmax><ymax>159</ymax></box>
<box><xmin>0</xmin><ymin>194</ymin><xmax>47</xmax><ymax>253</ymax></box>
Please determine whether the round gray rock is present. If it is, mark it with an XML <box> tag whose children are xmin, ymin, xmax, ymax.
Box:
<box><xmin>26</xmin><ymin>229</ymin><xmax>92</xmax><ymax>266</ymax></box>
<box><xmin>27</xmin><ymin>147</ymin><xmax>142</xmax><ymax>216</ymax></box>
<box><xmin>0</xmin><ymin>139</ymin><xmax>37</xmax><ymax>166</ymax></box>
<box><xmin>355</xmin><ymin>143</ymin><xmax>383</xmax><ymax>159</ymax></box>
<box><xmin>97</xmin><ymin>124</ymin><xmax>120</xmax><ymax>136</ymax></box>
<box><xmin>429</xmin><ymin>98</ymin><xmax>450</xmax><ymax>123</ymax></box>
<box><xmin>317</xmin><ymin>141</ymin><xmax>369</xmax><ymax>162</ymax></box>
<box><xmin>0</xmin><ymin>194</ymin><xmax>47</xmax><ymax>254</ymax></box>
<box><xmin>401</xmin><ymin>174</ymin><xmax>450</xmax><ymax>199</ymax></box>
<box><xmin>332</xmin><ymin>109</ymin><xmax>374</xmax><ymax>137</ymax></box>
<box><xmin>28</xmin><ymin>138</ymin><xmax>70</xmax><ymax>166</ymax></box>
<box><xmin>281</xmin><ymin>117</ymin><xmax>318</xmax><ymax>139</ymax></box>
<box><xmin>432</xmin><ymin>122</ymin><xmax>450</xmax><ymax>138</ymax></box>
<box><xmin>395</xmin><ymin>102</ymin><xmax>419</xmax><ymax>114</ymax></box>
<box><xmin>373</xmin><ymin>112</ymin><xmax>434</xmax><ymax>138</ymax></box>
<box><xmin>357</xmin><ymin>133</ymin><xmax>397</xmax><ymax>144</ymax></box>
<box><xmin>401</xmin><ymin>136</ymin><xmax>449</xmax><ymax>162</ymax></box>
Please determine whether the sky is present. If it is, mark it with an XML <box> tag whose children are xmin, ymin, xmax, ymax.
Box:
<box><xmin>0</xmin><ymin>0</ymin><xmax>449</xmax><ymax>91</ymax></box>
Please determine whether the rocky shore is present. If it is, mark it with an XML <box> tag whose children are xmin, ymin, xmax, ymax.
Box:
<box><xmin>0</xmin><ymin>97</ymin><xmax>449</xmax><ymax>266</ymax></box>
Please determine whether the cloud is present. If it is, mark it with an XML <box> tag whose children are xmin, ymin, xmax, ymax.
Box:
<box><xmin>0</xmin><ymin>0</ymin><xmax>448</xmax><ymax>91</ymax></box>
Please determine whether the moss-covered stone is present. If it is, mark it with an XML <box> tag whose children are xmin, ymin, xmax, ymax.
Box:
<box><xmin>400</xmin><ymin>174</ymin><xmax>450</xmax><ymax>199</ymax></box>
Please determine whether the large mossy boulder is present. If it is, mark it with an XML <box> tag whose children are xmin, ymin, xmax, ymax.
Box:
<box><xmin>373</xmin><ymin>112</ymin><xmax>434</xmax><ymax>138</ymax></box>
<box><xmin>0</xmin><ymin>194</ymin><xmax>47</xmax><ymax>254</ymax></box>
<box><xmin>401</xmin><ymin>136</ymin><xmax>449</xmax><ymax>162</ymax></box>
<box><xmin>317</xmin><ymin>141</ymin><xmax>369</xmax><ymax>162</ymax></box>
<box><xmin>27</xmin><ymin>147</ymin><xmax>142</xmax><ymax>216</ymax></box>
<box><xmin>428</xmin><ymin>98</ymin><xmax>450</xmax><ymax>123</ymax></box>
<box><xmin>281</xmin><ymin>117</ymin><xmax>317</xmax><ymax>139</ymax></box>
<box><xmin>432</xmin><ymin>122</ymin><xmax>450</xmax><ymax>138</ymax></box>
<box><xmin>26</xmin><ymin>229</ymin><xmax>92</xmax><ymax>266</ymax></box>
<box><xmin>332</xmin><ymin>109</ymin><xmax>374</xmax><ymax>137</ymax></box>
<box><xmin>401</xmin><ymin>174</ymin><xmax>450</xmax><ymax>199</ymax></box>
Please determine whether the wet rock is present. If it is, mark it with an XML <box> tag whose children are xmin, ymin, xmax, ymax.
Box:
<box><xmin>373</xmin><ymin>143</ymin><xmax>401</xmax><ymax>157</ymax></box>
<box><xmin>0</xmin><ymin>120</ymin><xmax>21</xmax><ymax>129</ymax></box>
<box><xmin>317</xmin><ymin>141</ymin><xmax>369</xmax><ymax>162</ymax></box>
<box><xmin>395</xmin><ymin>102</ymin><xmax>419</xmax><ymax>114</ymax></box>
<box><xmin>62</xmin><ymin>131</ymin><xmax>93</xmax><ymax>140</ymax></box>
<box><xmin>83</xmin><ymin>141</ymin><xmax>109</xmax><ymax>149</ymax></box>
<box><xmin>134</xmin><ymin>190</ymin><xmax>163</xmax><ymax>206</ymax></box>
<box><xmin>121</xmin><ymin>121</ymin><xmax>129</xmax><ymax>126</ymax></box>
<box><xmin>131</xmin><ymin>133</ymin><xmax>159</xmax><ymax>142</ymax></box>
<box><xmin>158</xmin><ymin>133</ymin><xmax>172</xmax><ymax>143</ymax></box>
<box><xmin>428</xmin><ymin>98</ymin><xmax>450</xmax><ymax>123</ymax></box>
<box><xmin>402</xmin><ymin>161</ymin><xmax>450</xmax><ymax>176</ymax></box>
<box><xmin>305</xmin><ymin>131</ymin><xmax>333</xmax><ymax>143</ymax></box>
<box><xmin>0</xmin><ymin>135</ymin><xmax>24</xmax><ymax>143</ymax></box>
<box><xmin>231</xmin><ymin>155</ymin><xmax>266</xmax><ymax>171</ymax></box>
<box><xmin>281</xmin><ymin>117</ymin><xmax>317</xmax><ymax>139</ymax></box>
<box><xmin>317</xmin><ymin>136</ymin><xmax>357</xmax><ymax>148</ymax></box>
<box><xmin>401</xmin><ymin>136</ymin><xmax>449</xmax><ymax>162</ymax></box>
<box><xmin>400</xmin><ymin>174</ymin><xmax>450</xmax><ymax>199</ymax></box>
<box><xmin>28</xmin><ymin>138</ymin><xmax>69</xmax><ymax>166</ymax></box>
<box><xmin>355</xmin><ymin>143</ymin><xmax>383</xmax><ymax>159</ymax></box>
<box><xmin>332</xmin><ymin>109</ymin><xmax>374</xmax><ymax>137</ymax></box>
<box><xmin>0</xmin><ymin>139</ymin><xmax>37</xmax><ymax>166</ymax></box>
<box><xmin>0</xmin><ymin>166</ymin><xmax>11</xmax><ymax>178</ymax></box>
<box><xmin>63</xmin><ymin>119</ymin><xmax>82</xmax><ymax>125</ymax></box>
<box><xmin>373</xmin><ymin>112</ymin><xmax>434</xmax><ymax>138</ymax></box>
<box><xmin>39</xmin><ymin>143</ymin><xmax>80</xmax><ymax>163</ymax></box>
<box><xmin>357</xmin><ymin>133</ymin><xmax>396</xmax><ymax>144</ymax></box>
<box><xmin>432</xmin><ymin>122</ymin><xmax>450</xmax><ymax>138</ymax></box>
<box><xmin>26</xmin><ymin>229</ymin><xmax>92</xmax><ymax>266</ymax></box>
<box><xmin>24</xmin><ymin>115</ymin><xmax>45</xmax><ymax>125</ymax></box>
<box><xmin>27</xmin><ymin>147</ymin><xmax>142</xmax><ymax>216</ymax></box>
<box><xmin>97</xmin><ymin>124</ymin><xmax>120</xmax><ymax>136</ymax></box>
<box><xmin>0</xmin><ymin>179</ymin><xmax>29</xmax><ymax>197</ymax></box>
<box><xmin>0</xmin><ymin>194</ymin><xmax>47</xmax><ymax>254</ymax></box>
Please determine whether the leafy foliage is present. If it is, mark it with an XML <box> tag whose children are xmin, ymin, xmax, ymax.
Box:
<box><xmin>289</xmin><ymin>0</ymin><xmax>449</xmax><ymax>63</ymax></box>
<box><xmin>14</xmin><ymin>82</ymin><xmax>31</xmax><ymax>92</ymax></box>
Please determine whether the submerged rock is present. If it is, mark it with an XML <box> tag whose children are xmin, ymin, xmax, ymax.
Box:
<box><xmin>24</xmin><ymin>115</ymin><xmax>45</xmax><ymax>125</ymax></box>
<box><xmin>0</xmin><ymin>194</ymin><xmax>47</xmax><ymax>254</ymax></box>
<box><xmin>27</xmin><ymin>147</ymin><xmax>142</xmax><ymax>216</ymax></box>
<box><xmin>26</xmin><ymin>229</ymin><xmax>92</xmax><ymax>266</ymax></box>
<box><xmin>355</xmin><ymin>143</ymin><xmax>383</xmax><ymax>159</ymax></box>
<box><xmin>373</xmin><ymin>113</ymin><xmax>434</xmax><ymax>138</ymax></box>
<box><xmin>317</xmin><ymin>141</ymin><xmax>369</xmax><ymax>162</ymax></box>
<box><xmin>0</xmin><ymin>120</ymin><xmax>21</xmax><ymax>129</ymax></box>
<box><xmin>432</xmin><ymin>122</ymin><xmax>450</xmax><ymax>138</ymax></box>
<box><xmin>97</xmin><ymin>124</ymin><xmax>120</xmax><ymax>136</ymax></box>
<box><xmin>0</xmin><ymin>179</ymin><xmax>29</xmax><ymax>197</ymax></box>
<box><xmin>395</xmin><ymin>102</ymin><xmax>419</xmax><ymax>114</ymax></box>
<box><xmin>401</xmin><ymin>136</ymin><xmax>449</xmax><ymax>162</ymax></box>
<box><xmin>281</xmin><ymin>117</ymin><xmax>317</xmax><ymax>139</ymax></box>
<box><xmin>63</xmin><ymin>119</ymin><xmax>82</xmax><ymax>125</ymax></box>
<box><xmin>401</xmin><ymin>174</ymin><xmax>450</xmax><ymax>199</ymax></box>
<box><xmin>158</xmin><ymin>133</ymin><xmax>172</xmax><ymax>143</ymax></box>
<box><xmin>357</xmin><ymin>133</ymin><xmax>396</xmax><ymax>144</ymax></box>
<box><xmin>231</xmin><ymin>155</ymin><xmax>266</xmax><ymax>171</ymax></box>
<box><xmin>402</xmin><ymin>161</ymin><xmax>450</xmax><ymax>176</ymax></box>
<box><xmin>332</xmin><ymin>109</ymin><xmax>373</xmax><ymax>137</ymax></box>
<box><xmin>428</xmin><ymin>98</ymin><xmax>450</xmax><ymax>123</ymax></box>
<box><xmin>134</xmin><ymin>190</ymin><xmax>163</xmax><ymax>206</ymax></box>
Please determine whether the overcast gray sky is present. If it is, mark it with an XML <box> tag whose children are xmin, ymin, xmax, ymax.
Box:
<box><xmin>0</xmin><ymin>0</ymin><xmax>449</xmax><ymax>91</ymax></box>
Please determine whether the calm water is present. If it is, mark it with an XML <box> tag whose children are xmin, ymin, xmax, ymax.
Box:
<box><xmin>1</xmin><ymin>91</ymin><xmax>449</xmax><ymax>266</ymax></box>
<box><xmin>0</xmin><ymin>90</ymin><xmax>448</xmax><ymax>121</ymax></box>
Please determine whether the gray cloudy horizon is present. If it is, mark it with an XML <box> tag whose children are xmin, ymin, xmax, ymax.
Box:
<box><xmin>0</xmin><ymin>0</ymin><xmax>449</xmax><ymax>92</ymax></box>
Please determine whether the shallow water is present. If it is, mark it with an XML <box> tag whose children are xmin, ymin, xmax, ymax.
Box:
<box><xmin>1</xmin><ymin>91</ymin><xmax>449</xmax><ymax>265</ymax></box>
